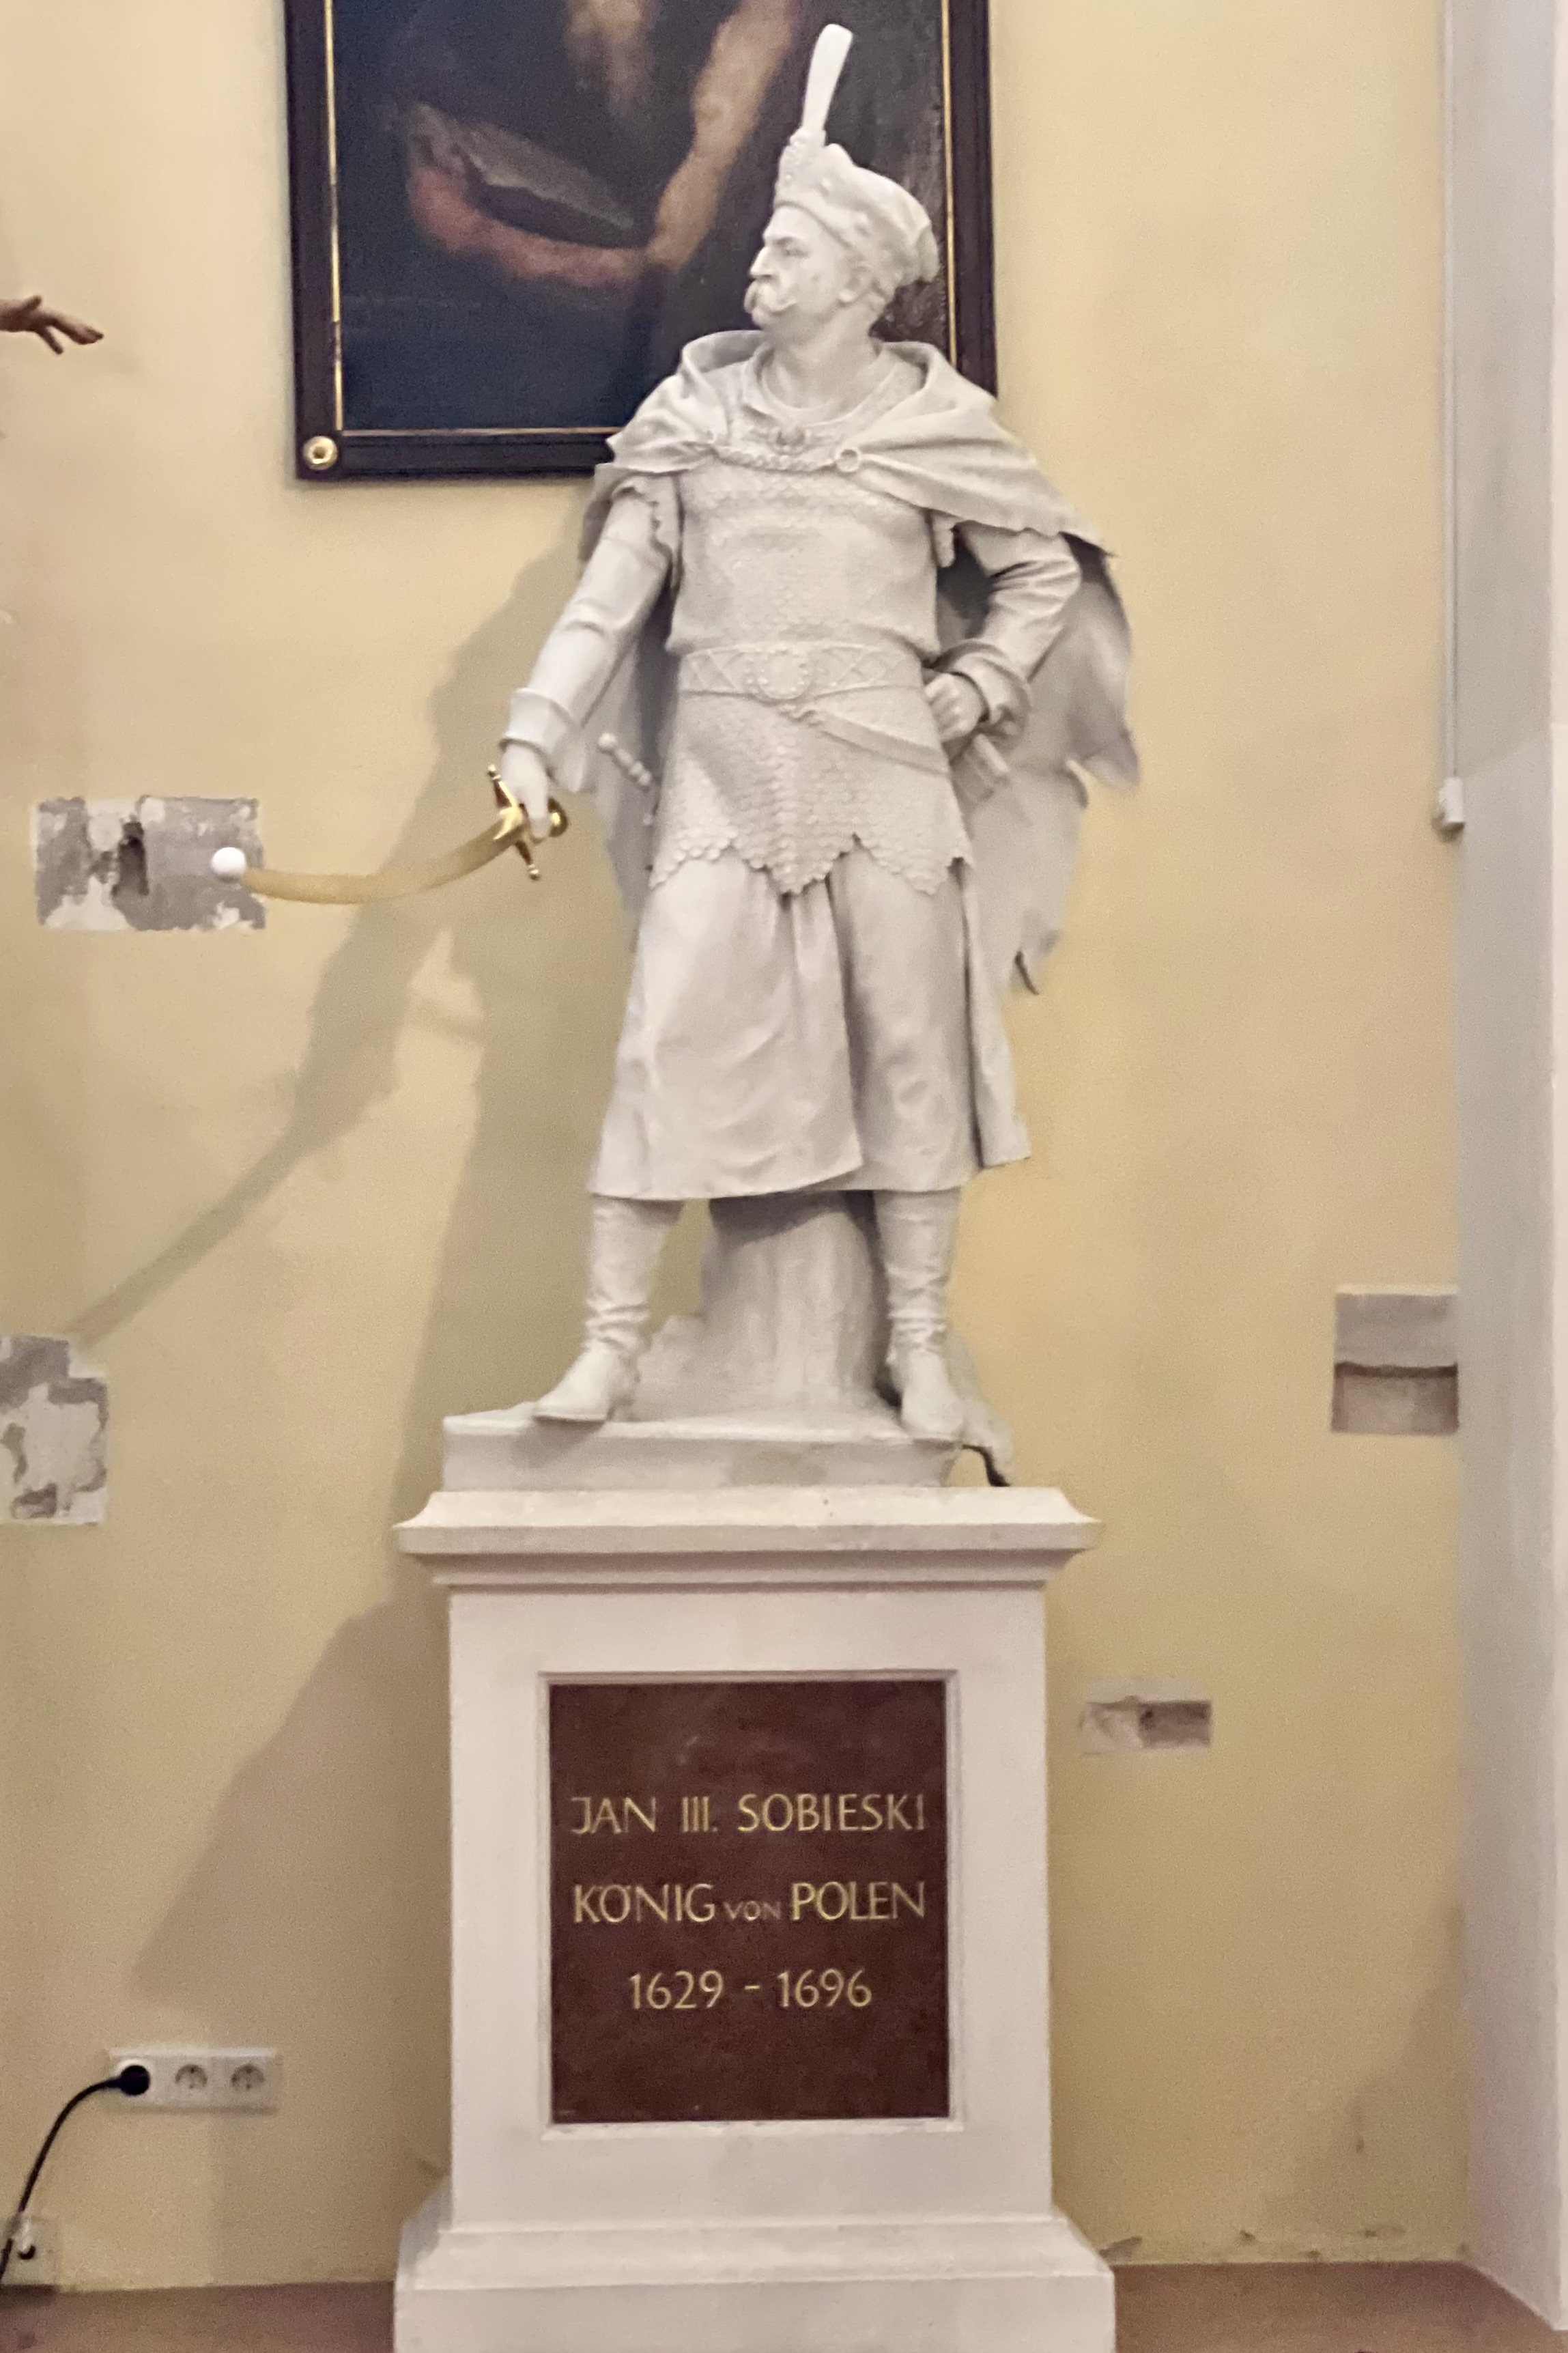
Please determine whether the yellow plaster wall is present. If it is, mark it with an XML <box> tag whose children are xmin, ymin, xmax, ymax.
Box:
<box><xmin>0</xmin><ymin>0</ymin><xmax>1455</xmax><ymax>2286</ymax></box>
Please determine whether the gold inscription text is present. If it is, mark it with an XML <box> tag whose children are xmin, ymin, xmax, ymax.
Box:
<box><xmin>736</xmin><ymin>1792</ymin><xmax>928</xmax><ymax>1833</ymax></box>
<box><xmin>573</xmin><ymin>1881</ymin><xmax>717</xmax><ymax>1925</ymax></box>
<box><xmin>571</xmin><ymin>1796</ymin><xmax>658</xmax><ymax>1835</ymax></box>
<box><xmin>628</xmin><ymin>1969</ymin><xmax>726</xmax><ymax>2011</ymax></box>
<box><xmin>789</xmin><ymin>1879</ymin><xmax>926</xmax><ymax>1924</ymax></box>
<box><xmin>777</xmin><ymin>1967</ymin><xmax>872</xmax><ymax>2008</ymax></box>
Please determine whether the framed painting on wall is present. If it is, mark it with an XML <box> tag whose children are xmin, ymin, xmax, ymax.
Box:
<box><xmin>284</xmin><ymin>0</ymin><xmax>997</xmax><ymax>481</ymax></box>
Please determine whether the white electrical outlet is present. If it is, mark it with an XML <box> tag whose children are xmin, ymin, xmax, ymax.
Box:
<box><xmin>109</xmin><ymin>2046</ymin><xmax>281</xmax><ymax>2112</ymax></box>
<box><xmin>2</xmin><ymin>2215</ymin><xmax>61</xmax><ymax>2288</ymax></box>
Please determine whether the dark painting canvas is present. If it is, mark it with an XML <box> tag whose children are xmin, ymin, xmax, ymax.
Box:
<box><xmin>287</xmin><ymin>0</ymin><xmax>995</xmax><ymax>477</ymax></box>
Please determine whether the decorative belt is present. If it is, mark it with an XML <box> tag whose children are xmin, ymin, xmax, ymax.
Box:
<box><xmin>680</xmin><ymin>642</ymin><xmax>917</xmax><ymax>704</ymax></box>
<box><xmin>678</xmin><ymin>643</ymin><xmax>951</xmax><ymax>778</ymax></box>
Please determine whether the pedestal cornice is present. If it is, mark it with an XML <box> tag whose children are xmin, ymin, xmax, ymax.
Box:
<box><xmin>397</xmin><ymin>1484</ymin><xmax>1098</xmax><ymax>1590</ymax></box>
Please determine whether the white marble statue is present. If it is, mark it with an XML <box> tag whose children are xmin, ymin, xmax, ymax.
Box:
<box><xmin>499</xmin><ymin>25</ymin><xmax>1135</xmax><ymax>1458</ymax></box>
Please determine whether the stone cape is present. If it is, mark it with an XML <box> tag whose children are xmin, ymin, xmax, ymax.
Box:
<box><xmin>575</xmin><ymin>331</ymin><xmax>1139</xmax><ymax>1000</ymax></box>
<box><xmin>589</xmin><ymin>330</ymin><xmax>1094</xmax><ymax>537</ymax></box>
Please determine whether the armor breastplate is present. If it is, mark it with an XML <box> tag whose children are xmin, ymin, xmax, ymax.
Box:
<box><xmin>651</xmin><ymin>445</ymin><xmax>968</xmax><ymax>899</ymax></box>
<box><xmin>669</xmin><ymin>457</ymin><xmax>943</xmax><ymax>666</ymax></box>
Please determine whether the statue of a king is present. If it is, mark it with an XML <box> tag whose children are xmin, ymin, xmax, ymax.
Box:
<box><xmin>498</xmin><ymin>25</ymin><xmax>1136</xmax><ymax>1451</ymax></box>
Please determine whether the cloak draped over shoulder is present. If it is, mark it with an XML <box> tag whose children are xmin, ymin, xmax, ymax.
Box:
<box><xmin>580</xmin><ymin>333</ymin><xmax>1137</xmax><ymax>996</ymax></box>
<box><xmin>586</xmin><ymin>330</ymin><xmax>1095</xmax><ymax>552</ymax></box>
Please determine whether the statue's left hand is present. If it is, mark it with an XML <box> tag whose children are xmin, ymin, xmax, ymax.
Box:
<box><xmin>0</xmin><ymin>294</ymin><xmax>102</xmax><ymax>352</ymax></box>
<box><xmin>926</xmin><ymin>672</ymin><xmax>986</xmax><ymax>752</ymax></box>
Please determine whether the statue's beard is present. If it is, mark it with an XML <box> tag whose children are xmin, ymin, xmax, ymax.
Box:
<box><xmin>564</xmin><ymin>0</ymin><xmax>657</xmax><ymax>117</ymax></box>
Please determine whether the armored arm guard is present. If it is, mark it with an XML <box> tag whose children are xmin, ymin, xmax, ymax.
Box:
<box><xmin>502</xmin><ymin>491</ymin><xmax>674</xmax><ymax>793</ymax></box>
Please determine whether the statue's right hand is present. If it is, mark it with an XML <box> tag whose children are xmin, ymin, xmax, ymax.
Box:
<box><xmin>499</xmin><ymin>742</ymin><xmax>554</xmax><ymax>832</ymax></box>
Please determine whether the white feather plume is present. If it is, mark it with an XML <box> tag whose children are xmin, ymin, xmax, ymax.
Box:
<box><xmin>798</xmin><ymin>24</ymin><xmax>853</xmax><ymax>141</ymax></box>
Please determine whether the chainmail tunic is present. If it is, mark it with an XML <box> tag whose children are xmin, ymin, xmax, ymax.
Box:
<box><xmin>602</xmin><ymin>354</ymin><xmax>1081</xmax><ymax>899</ymax></box>
<box><xmin>654</xmin><ymin>429</ymin><xmax>970</xmax><ymax>894</ymax></box>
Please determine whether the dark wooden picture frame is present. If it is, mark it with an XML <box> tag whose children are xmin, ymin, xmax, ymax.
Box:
<box><xmin>284</xmin><ymin>0</ymin><xmax>997</xmax><ymax>481</ymax></box>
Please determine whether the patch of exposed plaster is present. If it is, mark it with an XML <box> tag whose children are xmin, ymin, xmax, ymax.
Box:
<box><xmin>1335</xmin><ymin>1286</ymin><xmax>1458</xmax><ymax>1370</ymax></box>
<box><xmin>1080</xmin><ymin>1685</ymin><xmax>1213</xmax><ymax>1756</ymax></box>
<box><xmin>32</xmin><ymin>798</ymin><xmax>263</xmax><ymax>932</ymax></box>
<box><xmin>1332</xmin><ymin>1287</ymin><xmax>1460</xmax><ymax>1435</ymax></box>
<box><xmin>1332</xmin><ymin>1364</ymin><xmax>1459</xmax><ymax>1436</ymax></box>
<box><xmin>0</xmin><ymin>1336</ymin><xmax>108</xmax><ymax>1524</ymax></box>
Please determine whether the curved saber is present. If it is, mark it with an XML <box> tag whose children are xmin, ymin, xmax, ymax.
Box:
<box><xmin>210</xmin><ymin>771</ymin><xmax>567</xmax><ymax>905</ymax></box>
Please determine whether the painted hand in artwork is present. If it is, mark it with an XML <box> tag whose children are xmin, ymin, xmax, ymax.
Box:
<box><xmin>0</xmin><ymin>295</ymin><xmax>102</xmax><ymax>353</ymax></box>
<box><xmin>644</xmin><ymin>0</ymin><xmax>806</xmax><ymax>273</ymax></box>
<box><xmin>398</xmin><ymin>0</ymin><xmax>804</xmax><ymax>298</ymax></box>
<box><xmin>403</xmin><ymin>131</ymin><xmax>653</xmax><ymax>298</ymax></box>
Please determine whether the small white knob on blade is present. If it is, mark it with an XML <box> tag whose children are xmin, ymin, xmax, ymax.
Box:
<box><xmin>211</xmin><ymin>847</ymin><xmax>248</xmax><ymax>880</ymax></box>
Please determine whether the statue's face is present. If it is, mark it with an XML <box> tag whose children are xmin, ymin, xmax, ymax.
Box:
<box><xmin>745</xmin><ymin>203</ymin><xmax>864</xmax><ymax>341</ymax></box>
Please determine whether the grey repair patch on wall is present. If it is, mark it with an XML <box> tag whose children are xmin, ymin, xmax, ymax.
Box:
<box><xmin>0</xmin><ymin>1336</ymin><xmax>108</xmax><ymax>1524</ymax></box>
<box><xmin>1080</xmin><ymin>1685</ymin><xmax>1213</xmax><ymax>1757</ymax></box>
<box><xmin>33</xmin><ymin>797</ymin><xmax>263</xmax><ymax>932</ymax></box>
<box><xmin>1332</xmin><ymin>1288</ymin><xmax>1459</xmax><ymax>1437</ymax></box>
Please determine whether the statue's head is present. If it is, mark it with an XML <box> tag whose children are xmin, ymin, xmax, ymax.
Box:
<box><xmin>745</xmin><ymin>135</ymin><xmax>940</xmax><ymax>346</ymax></box>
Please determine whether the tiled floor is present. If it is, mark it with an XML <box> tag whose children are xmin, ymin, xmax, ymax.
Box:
<box><xmin>0</xmin><ymin>2266</ymin><xmax>1558</xmax><ymax>2350</ymax></box>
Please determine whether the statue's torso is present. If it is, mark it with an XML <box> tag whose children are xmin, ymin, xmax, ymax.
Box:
<box><xmin>651</xmin><ymin>357</ymin><xmax>969</xmax><ymax>899</ymax></box>
<box><xmin>669</xmin><ymin>456</ymin><xmax>943</xmax><ymax>663</ymax></box>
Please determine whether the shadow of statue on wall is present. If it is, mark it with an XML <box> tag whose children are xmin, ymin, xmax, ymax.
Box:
<box><xmin>124</xmin><ymin>522</ymin><xmax>702</xmax><ymax>2272</ymax></box>
<box><xmin>74</xmin><ymin>518</ymin><xmax>615</xmax><ymax>1393</ymax></box>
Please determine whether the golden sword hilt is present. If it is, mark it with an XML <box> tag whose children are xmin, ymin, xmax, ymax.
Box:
<box><xmin>487</xmin><ymin>765</ymin><xmax>569</xmax><ymax>881</ymax></box>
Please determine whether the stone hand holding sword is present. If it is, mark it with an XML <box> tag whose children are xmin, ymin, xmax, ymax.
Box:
<box><xmin>221</xmin><ymin>25</ymin><xmax>1135</xmax><ymax>1468</ymax></box>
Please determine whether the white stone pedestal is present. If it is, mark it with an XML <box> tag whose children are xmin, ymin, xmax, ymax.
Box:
<box><xmin>395</xmin><ymin>1487</ymin><xmax>1112</xmax><ymax>2353</ymax></box>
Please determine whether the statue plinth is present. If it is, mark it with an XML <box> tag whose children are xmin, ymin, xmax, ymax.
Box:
<box><xmin>442</xmin><ymin>1402</ymin><xmax>947</xmax><ymax>1491</ymax></box>
<box><xmin>393</xmin><ymin>1484</ymin><xmax>1114</xmax><ymax>2353</ymax></box>
<box><xmin>448</xmin><ymin>1194</ymin><xmax>1013</xmax><ymax>1491</ymax></box>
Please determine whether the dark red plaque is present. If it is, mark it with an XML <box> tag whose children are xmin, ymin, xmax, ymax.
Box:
<box><xmin>549</xmin><ymin>1679</ymin><xmax>949</xmax><ymax>2125</ymax></box>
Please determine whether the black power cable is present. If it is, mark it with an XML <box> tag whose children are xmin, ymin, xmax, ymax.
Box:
<box><xmin>0</xmin><ymin>2065</ymin><xmax>151</xmax><ymax>2287</ymax></box>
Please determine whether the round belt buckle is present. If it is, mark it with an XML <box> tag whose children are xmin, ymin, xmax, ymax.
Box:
<box><xmin>757</xmin><ymin>647</ymin><xmax>811</xmax><ymax>704</ymax></box>
<box><xmin>835</xmin><ymin>444</ymin><xmax>864</xmax><ymax>476</ymax></box>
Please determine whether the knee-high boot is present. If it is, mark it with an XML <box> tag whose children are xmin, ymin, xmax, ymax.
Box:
<box><xmin>873</xmin><ymin>1189</ymin><xmax>967</xmax><ymax>1444</ymax></box>
<box><xmin>535</xmin><ymin>1197</ymin><xmax>681</xmax><ymax>1425</ymax></box>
